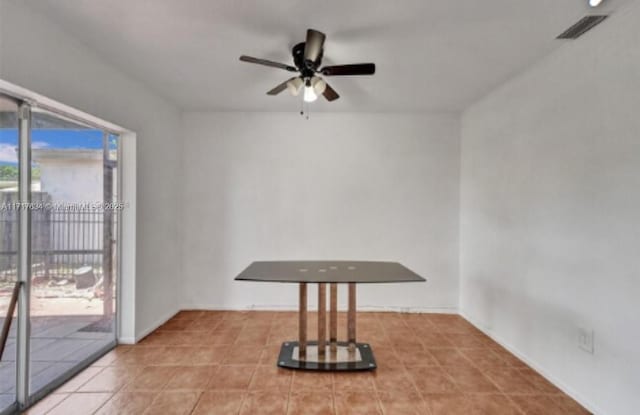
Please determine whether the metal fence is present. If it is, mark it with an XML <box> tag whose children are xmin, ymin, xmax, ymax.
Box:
<box><xmin>0</xmin><ymin>192</ymin><xmax>109</xmax><ymax>282</ymax></box>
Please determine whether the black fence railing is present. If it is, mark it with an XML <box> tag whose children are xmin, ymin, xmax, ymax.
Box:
<box><xmin>0</xmin><ymin>193</ymin><xmax>111</xmax><ymax>282</ymax></box>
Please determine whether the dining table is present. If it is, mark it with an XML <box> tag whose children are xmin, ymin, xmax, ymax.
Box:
<box><xmin>235</xmin><ymin>260</ymin><xmax>426</xmax><ymax>371</ymax></box>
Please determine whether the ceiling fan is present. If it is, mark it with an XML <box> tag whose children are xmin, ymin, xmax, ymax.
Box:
<box><xmin>239</xmin><ymin>29</ymin><xmax>375</xmax><ymax>103</ymax></box>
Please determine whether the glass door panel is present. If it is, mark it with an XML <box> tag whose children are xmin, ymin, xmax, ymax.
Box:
<box><xmin>0</xmin><ymin>95</ymin><xmax>19</xmax><ymax>413</ymax></box>
<box><xmin>28</xmin><ymin>109</ymin><xmax>117</xmax><ymax>398</ymax></box>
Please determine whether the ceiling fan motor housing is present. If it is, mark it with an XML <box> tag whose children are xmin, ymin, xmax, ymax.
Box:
<box><xmin>292</xmin><ymin>42</ymin><xmax>322</xmax><ymax>77</ymax></box>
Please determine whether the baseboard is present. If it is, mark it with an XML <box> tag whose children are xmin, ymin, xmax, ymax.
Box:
<box><xmin>117</xmin><ymin>307</ymin><xmax>180</xmax><ymax>344</ymax></box>
<box><xmin>119</xmin><ymin>305</ymin><xmax>457</xmax><ymax>344</ymax></box>
<box><xmin>118</xmin><ymin>336</ymin><xmax>136</xmax><ymax>344</ymax></box>
<box><xmin>460</xmin><ymin>311</ymin><xmax>602</xmax><ymax>415</ymax></box>
<box><xmin>181</xmin><ymin>304</ymin><xmax>458</xmax><ymax>314</ymax></box>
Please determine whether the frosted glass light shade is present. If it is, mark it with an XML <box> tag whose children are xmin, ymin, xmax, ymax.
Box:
<box><xmin>287</xmin><ymin>77</ymin><xmax>303</xmax><ymax>96</ymax></box>
<box><xmin>312</xmin><ymin>77</ymin><xmax>327</xmax><ymax>95</ymax></box>
<box><xmin>303</xmin><ymin>85</ymin><xmax>318</xmax><ymax>102</ymax></box>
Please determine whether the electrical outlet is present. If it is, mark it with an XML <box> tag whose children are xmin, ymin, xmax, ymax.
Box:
<box><xmin>578</xmin><ymin>328</ymin><xmax>594</xmax><ymax>354</ymax></box>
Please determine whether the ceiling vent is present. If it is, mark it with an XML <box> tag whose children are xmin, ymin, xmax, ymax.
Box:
<box><xmin>557</xmin><ymin>15</ymin><xmax>608</xmax><ymax>39</ymax></box>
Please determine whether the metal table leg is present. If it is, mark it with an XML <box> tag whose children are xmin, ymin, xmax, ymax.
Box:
<box><xmin>318</xmin><ymin>283</ymin><xmax>326</xmax><ymax>358</ymax></box>
<box><xmin>348</xmin><ymin>283</ymin><xmax>356</xmax><ymax>353</ymax></box>
<box><xmin>330</xmin><ymin>283</ymin><xmax>337</xmax><ymax>354</ymax></box>
<box><xmin>299</xmin><ymin>283</ymin><xmax>307</xmax><ymax>358</ymax></box>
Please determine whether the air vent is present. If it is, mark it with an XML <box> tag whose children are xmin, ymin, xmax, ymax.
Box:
<box><xmin>557</xmin><ymin>15</ymin><xmax>608</xmax><ymax>39</ymax></box>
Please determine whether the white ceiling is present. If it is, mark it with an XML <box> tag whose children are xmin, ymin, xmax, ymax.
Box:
<box><xmin>23</xmin><ymin>0</ymin><xmax>625</xmax><ymax>112</ymax></box>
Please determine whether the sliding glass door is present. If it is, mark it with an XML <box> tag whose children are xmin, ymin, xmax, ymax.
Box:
<box><xmin>0</xmin><ymin>94</ymin><xmax>121</xmax><ymax>413</ymax></box>
<box><xmin>0</xmin><ymin>95</ymin><xmax>19</xmax><ymax>414</ymax></box>
<box><xmin>27</xmin><ymin>109</ymin><xmax>119</xmax><ymax>401</ymax></box>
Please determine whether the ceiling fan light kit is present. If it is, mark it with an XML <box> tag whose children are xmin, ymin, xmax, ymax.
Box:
<box><xmin>239</xmin><ymin>28</ymin><xmax>376</xmax><ymax>113</ymax></box>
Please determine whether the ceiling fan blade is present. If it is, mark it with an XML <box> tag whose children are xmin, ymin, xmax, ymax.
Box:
<box><xmin>321</xmin><ymin>63</ymin><xmax>376</xmax><ymax>76</ymax></box>
<box><xmin>240</xmin><ymin>55</ymin><xmax>297</xmax><ymax>72</ymax></box>
<box><xmin>304</xmin><ymin>29</ymin><xmax>326</xmax><ymax>63</ymax></box>
<box><xmin>267</xmin><ymin>78</ymin><xmax>297</xmax><ymax>95</ymax></box>
<box><xmin>322</xmin><ymin>82</ymin><xmax>340</xmax><ymax>102</ymax></box>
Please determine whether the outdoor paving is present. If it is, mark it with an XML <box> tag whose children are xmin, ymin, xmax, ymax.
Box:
<box><xmin>0</xmin><ymin>315</ymin><xmax>115</xmax><ymax>412</ymax></box>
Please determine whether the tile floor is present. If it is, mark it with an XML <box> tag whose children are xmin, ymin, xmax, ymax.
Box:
<box><xmin>23</xmin><ymin>311</ymin><xmax>591</xmax><ymax>414</ymax></box>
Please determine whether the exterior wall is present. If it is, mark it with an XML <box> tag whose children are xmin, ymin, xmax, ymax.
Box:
<box><xmin>38</xmin><ymin>159</ymin><xmax>102</xmax><ymax>203</ymax></box>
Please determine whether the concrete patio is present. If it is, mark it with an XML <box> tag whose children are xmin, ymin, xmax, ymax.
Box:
<box><xmin>0</xmin><ymin>314</ymin><xmax>115</xmax><ymax>411</ymax></box>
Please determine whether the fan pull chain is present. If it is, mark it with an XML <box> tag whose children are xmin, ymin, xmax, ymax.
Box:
<box><xmin>300</xmin><ymin>100</ymin><xmax>310</xmax><ymax>120</ymax></box>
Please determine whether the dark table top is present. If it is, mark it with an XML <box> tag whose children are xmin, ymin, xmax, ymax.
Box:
<box><xmin>235</xmin><ymin>261</ymin><xmax>426</xmax><ymax>284</ymax></box>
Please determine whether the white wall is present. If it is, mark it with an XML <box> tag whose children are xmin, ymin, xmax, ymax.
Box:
<box><xmin>460</xmin><ymin>3</ymin><xmax>640</xmax><ymax>415</ymax></box>
<box><xmin>0</xmin><ymin>1</ymin><xmax>184</xmax><ymax>340</ymax></box>
<box><xmin>182</xmin><ymin>112</ymin><xmax>460</xmax><ymax>312</ymax></box>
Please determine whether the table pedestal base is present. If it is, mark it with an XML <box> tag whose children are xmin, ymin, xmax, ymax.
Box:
<box><xmin>278</xmin><ymin>341</ymin><xmax>376</xmax><ymax>371</ymax></box>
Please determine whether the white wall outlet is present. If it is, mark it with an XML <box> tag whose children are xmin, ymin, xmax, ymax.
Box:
<box><xmin>578</xmin><ymin>327</ymin><xmax>595</xmax><ymax>354</ymax></box>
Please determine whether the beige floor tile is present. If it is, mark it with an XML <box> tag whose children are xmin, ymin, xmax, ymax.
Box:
<box><xmin>77</xmin><ymin>365</ymin><xmax>143</xmax><ymax>392</ymax></box>
<box><xmin>423</xmin><ymin>393</ymin><xmax>472</xmax><ymax>415</ymax></box>
<box><xmin>441</xmin><ymin>365</ymin><xmax>499</xmax><ymax>393</ymax></box>
<box><xmin>165</xmin><ymin>365</ymin><xmax>216</xmax><ymax>390</ymax></box>
<box><xmin>457</xmin><ymin>347</ymin><xmax>510</xmax><ymax>368</ymax></box>
<box><xmin>510</xmin><ymin>394</ymin><xmax>568</xmax><ymax>415</ymax></box>
<box><xmin>287</xmin><ymin>391</ymin><xmax>335</xmax><ymax>415</ymax></box>
<box><xmin>46</xmin><ymin>392</ymin><xmax>112</xmax><ymax>415</ymax></box>
<box><xmin>483</xmin><ymin>367</ymin><xmax>538</xmax><ymax>394</ymax></box>
<box><xmin>376</xmin><ymin>390</ymin><xmax>429</xmax><ymax>415</ymax></box>
<box><xmin>373</xmin><ymin>367</ymin><xmax>418</xmax><ymax>393</ymax></box>
<box><xmin>123</xmin><ymin>366</ymin><xmax>177</xmax><ymax>391</ymax></box>
<box><xmin>192</xmin><ymin>390</ymin><xmax>246</xmax><ymax>415</ymax></box>
<box><xmin>144</xmin><ymin>391</ymin><xmax>201</xmax><ymax>415</ymax></box>
<box><xmin>240</xmin><ymin>391</ymin><xmax>289</xmax><ymax>415</ymax></box>
<box><xmin>249</xmin><ymin>365</ymin><xmax>292</xmax><ymax>392</ymax></box>
<box><xmin>407</xmin><ymin>366</ymin><xmax>459</xmax><ymax>394</ymax></box>
<box><xmin>55</xmin><ymin>366</ymin><xmax>104</xmax><ymax>392</ymax></box>
<box><xmin>334</xmin><ymin>391</ymin><xmax>382</xmax><ymax>415</ymax></box>
<box><xmin>94</xmin><ymin>391</ymin><xmax>157</xmax><ymax>415</ymax></box>
<box><xmin>23</xmin><ymin>393</ymin><xmax>69</xmax><ymax>415</ymax></box>
<box><xmin>224</xmin><ymin>345</ymin><xmax>263</xmax><ymax>365</ymax></box>
<box><xmin>466</xmin><ymin>393</ymin><xmax>522</xmax><ymax>415</ymax></box>
<box><xmin>208</xmin><ymin>365</ymin><xmax>256</xmax><ymax>390</ymax></box>
<box><xmin>332</xmin><ymin>372</ymin><xmax>376</xmax><ymax>393</ymax></box>
<box><xmin>428</xmin><ymin>348</ymin><xmax>473</xmax><ymax>367</ymax></box>
<box><xmin>291</xmin><ymin>371</ymin><xmax>333</xmax><ymax>392</ymax></box>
